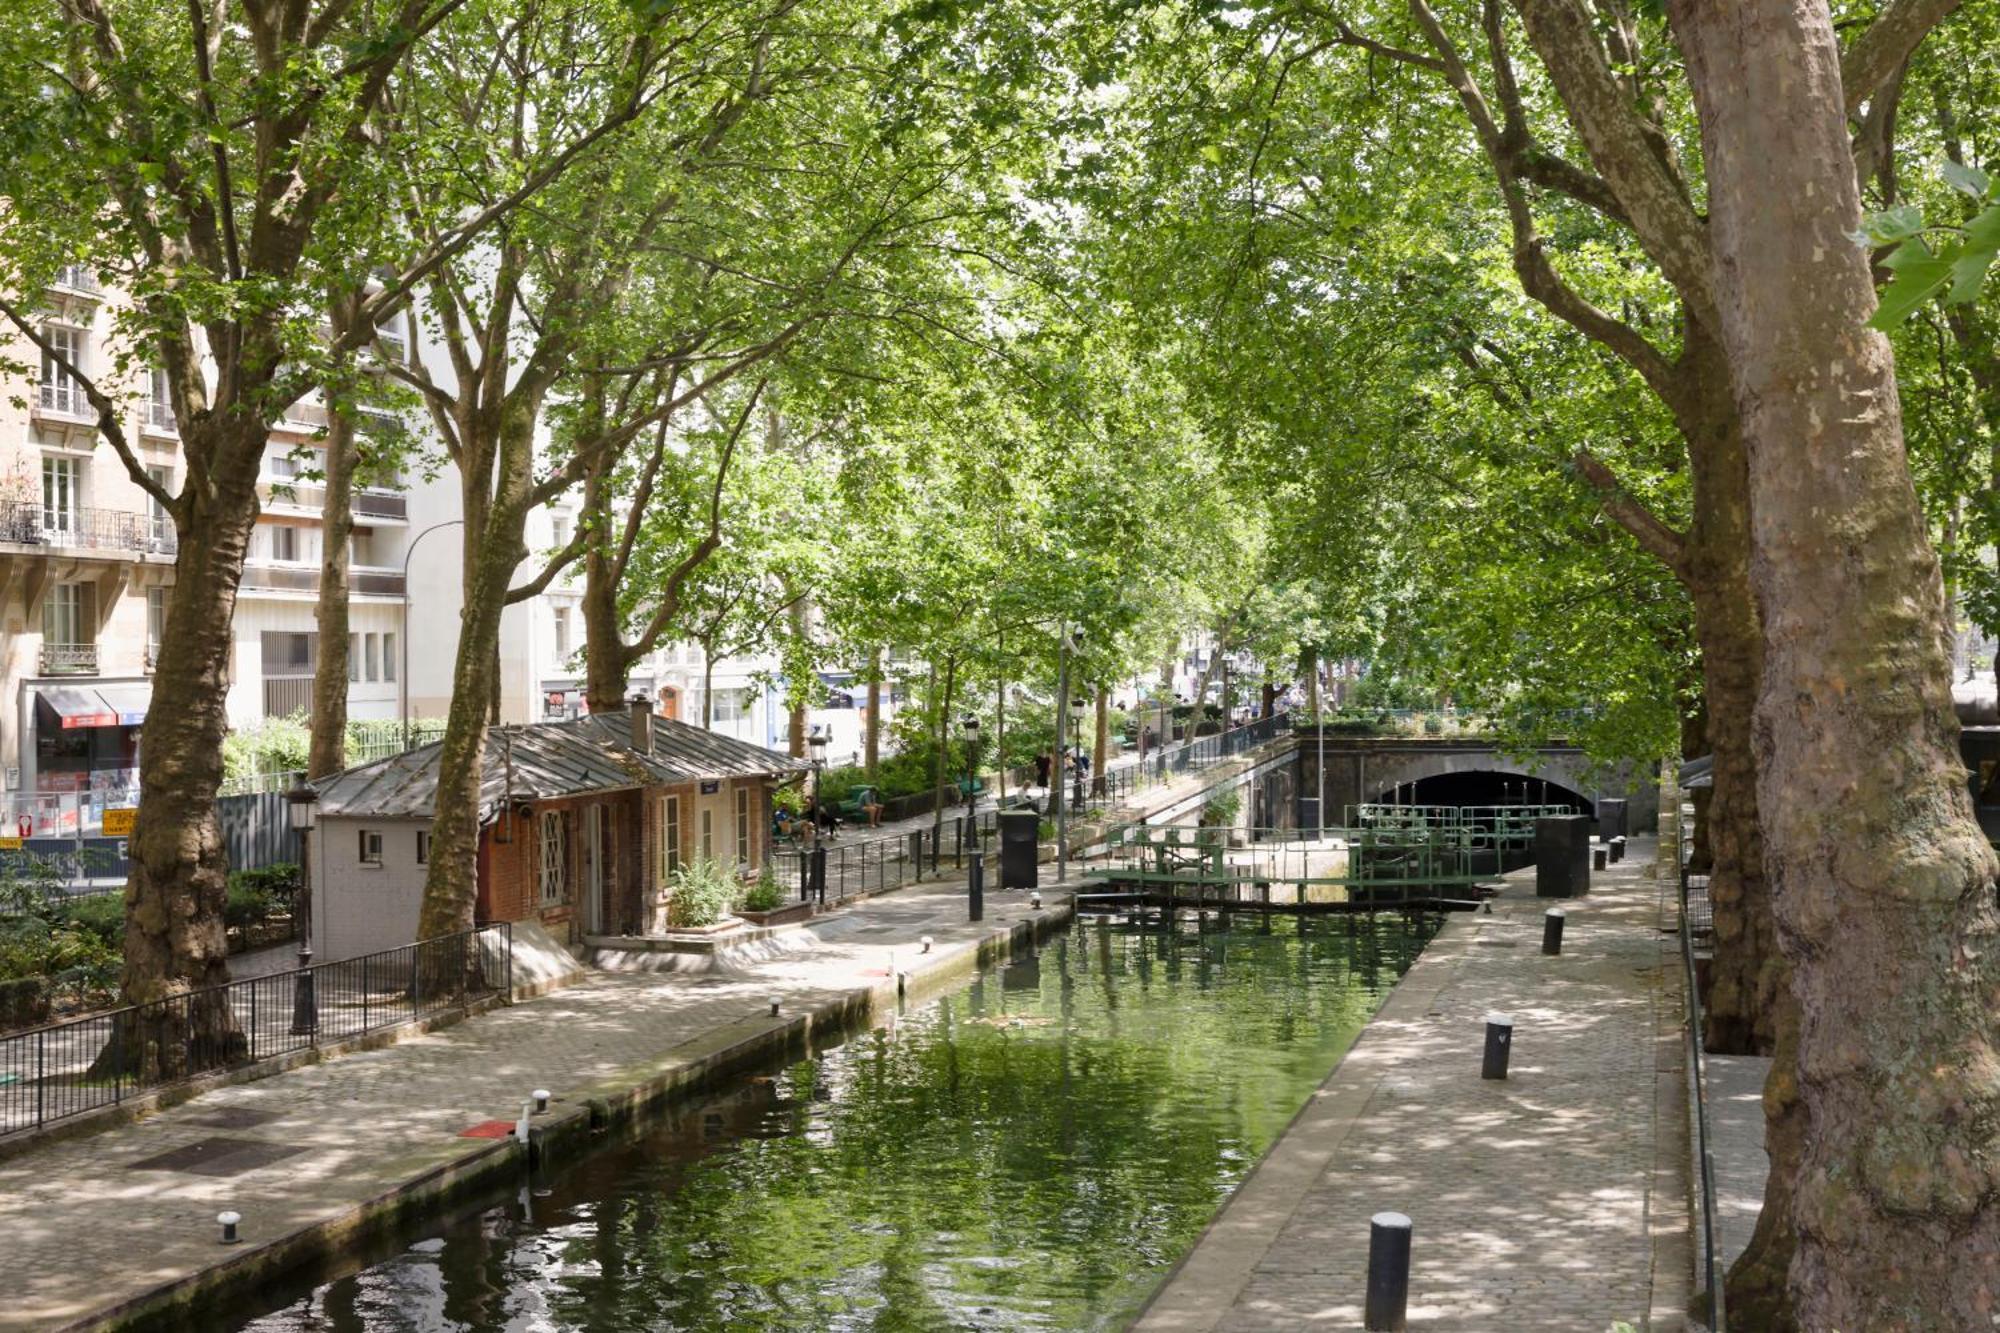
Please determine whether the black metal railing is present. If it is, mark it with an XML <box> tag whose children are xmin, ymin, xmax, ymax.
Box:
<box><xmin>0</xmin><ymin>923</ymin><xmax>511</xmax><ymax>1140</ymax></box>
<box><xmin>1680</xmin><ymin>800</ymin><xmax>1727</xmax><ymax>1330</ymax></box>
<box><xmin>0</xmin><ymin>500</ymin><xmax>177</xmax><ymax>555</ymax></box>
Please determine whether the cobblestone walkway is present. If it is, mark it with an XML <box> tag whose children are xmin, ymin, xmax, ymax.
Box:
<box><xmin>0</xmin><ymin>881</ymin><xmax>1052</xmax><ymax>1332</ymax></box>
<box><xmin>1136</xmin><ymin>839</ymin><xmax>1689</xmax><ymax>1332</ymax></box>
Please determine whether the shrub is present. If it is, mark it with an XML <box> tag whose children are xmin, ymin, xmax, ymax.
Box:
<box><xmin>1422</xmin><ymin>713</ymin><xmax>1444</xmax><ymax>735</ymax></box>
<box><xmin>1201</xmin><ymin>790</ymin><xmax>1243</xmax><ymax>828</ymax></box>
<box><xmin>60</xmin><ymin>893</ymin><xmax>125</xmax><ymax>946</ymax></box>
<box><xmin>741</xmin><ymin>867</ymin><xmax>784</xmax><ymax>913</ymax></box>
<box><xmin>667</xmin><ymin>855</ymin><xmax>738</xmax><ymax>929</ymax></box>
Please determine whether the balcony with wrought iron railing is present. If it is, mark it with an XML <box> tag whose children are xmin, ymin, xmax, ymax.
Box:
<box><xmin>0</xmin><ymin>501</ymin><xmax>177</xmax><ymax>556</ymax></box>
<box><xmin>354</xmin><ymin>489</ymin><xmax>408</xmax><ymax>521</ymax></box>
<box><xmin>39</xmin><ymin>642</ymin><xmax>99</xmax><ymax>676</ymax></box>
<box><xmin>50</xmin><ymin>265</ymin><xmax>99</xmax><ymax>295</ymax></box>
<box><xmin>34</xmin><ymin>380</ymin><xmax>92</xmax><ymax>421</ymax></box>
<box><xmin>143</xmin><ymin>398</ymin><xmax>177</xmax><ymax>436</ymax></box>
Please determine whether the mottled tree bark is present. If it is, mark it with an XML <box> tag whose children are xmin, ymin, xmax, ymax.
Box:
<box><xmin>865</xmin><ymin>646</ymin><xmax>883</xmax><ymax>778</ymax></box>
<box><xmin>1676</xmin><ymin>3</ymin><xmax>2000</xmax><ymax>1322</ymax></box>
<box><xmin>308</xmin><ymin>408</ymin><xmax>358</xmax><ymax>781</ymax></box>
<box><xmin>119</xmin><ymin>419</ymin><xmax>264</xmax><ymax>1074</ymax></box>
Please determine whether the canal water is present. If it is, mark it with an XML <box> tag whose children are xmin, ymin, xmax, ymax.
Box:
<box><xmin>228</xmin><ymin>911</ymin><xmax>1438</xmax><ymax>1332</ymax></box>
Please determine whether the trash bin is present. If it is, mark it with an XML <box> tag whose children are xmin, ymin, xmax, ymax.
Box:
<box><xmin>999</xmin><ymin>809</ymin><xmax>1040</xmax><ymax>890</ymax></box>
<box><xmin>1596</xmin><ymin>797</ymin><xmax>1629</xmax><ymax>841</ymax></box>
<box><xmin>1535</xmin><ymin>815</ymin><xmax>1592</xmax><ymax>898</ymax></box>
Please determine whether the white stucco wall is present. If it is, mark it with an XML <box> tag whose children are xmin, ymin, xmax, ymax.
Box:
<box><xmin>311</xmin><ymin>813</ymin><xmax>432</xmax><ymax>962</ymax></box>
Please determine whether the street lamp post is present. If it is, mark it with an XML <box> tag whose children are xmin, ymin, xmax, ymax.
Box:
<box><xmin>1054</xmin><ymin>625</ymin><xmax>1080</xmax><ymax>885</ymax></box>
<box><xmin>401</xmin><ymin>519</ymin><xmax>465</xmax><ymax>748</ymax></box>
<box><xmin>1069</xmin><ymin>694</ymin><xmax>1087</xmax><ymax>813</ymax></box>
<box><xmin>960</xmin><ymin>715</ymin><xmax>980</xmax><ymax>806</ymax></box>
<box><xmin>285</xmin><ymin>782</ymin><xmax>320</xmax><ymax>1035</ymax></box>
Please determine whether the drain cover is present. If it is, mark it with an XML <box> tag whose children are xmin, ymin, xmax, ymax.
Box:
<box><xmin>128</xmin><ymin>1136</ymin><xmax>304</xmax><ymax>1176</ymax></box>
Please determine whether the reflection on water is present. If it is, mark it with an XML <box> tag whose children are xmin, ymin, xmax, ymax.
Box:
<box><xmin>232</xmin><ymin>912</ymin><xmax>1437</xmax><ymax>1332</ymax></box>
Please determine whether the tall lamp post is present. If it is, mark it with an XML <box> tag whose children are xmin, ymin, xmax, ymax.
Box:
<box><xmin>1069</xmin><ymin>695</ymin><xmax>1087</xmax><ymax>813</ymax></box>
<box><xmin>400</xmin><ymin>518</ymin><xmax>465</xmax><ymax>748</ymax></box>
<box><xmin>807</xmin><ymin>725</ymin><xmax>829</xmax><ymax>822</ymax></box>
<box><xmin>285</xmin><ymin>782</ymin><xmax>320</xmax><ymax>1035</ymax></box>
<box><xmin>1054</xmin><ymin>624</ymin><xmax>1080</xmax><ymax>885</ymax></box>
<box><xmin>960</xmin><ymin>715</ymin><xmax>980</xmax><ymax>806</ymax></box>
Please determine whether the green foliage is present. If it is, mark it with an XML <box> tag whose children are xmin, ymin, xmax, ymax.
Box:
<box><xmin>222</xmin><ymin>715</ymin><xmax>311</xmax><ymax>784</ymax></box>
<box><xmin>59</xmin><ymin>893</ymin><xmax>125</xmax><ymax>947</ymax></box>
<box><xmin>1200</xmin><ymin>790</ymin><xmax>1242</xmax><ymax>828</ymax></box>
<box><xmin>1859</xmin><ymin>165</ymin><xmax>2000</xmax><ymax>328</ymax></box>
<box><xmin>742</xmin><ymin>867</ymin><xmax>785</xmax><ymax>913</ymax></box>
<box><xmin>667</xmin><ymin>855</ymin><xmax>739</xmax><ymax>929</ymax></box>
<box><xmin>224</xmin><ymin>864</ymin><xmax>299</xmax><ymax>930</ymax></box>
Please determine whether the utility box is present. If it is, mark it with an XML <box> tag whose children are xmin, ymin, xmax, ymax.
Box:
<box><xmin>999</xmin><ymin>809</ymin><xmax>1040</xmax><ymax>890</ymax></box>
<box><xmin>1596</xmin><ymin>797</ymin><xmax>1629</xmax><ymax>841</ymax></box>
<box><xmin>1535</xmin><ymin>815</ymin><xmax>1592</xmax><ymax>898</ymax></box>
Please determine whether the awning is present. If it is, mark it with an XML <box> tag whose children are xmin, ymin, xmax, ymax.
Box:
<box><xmin>94</xmin><ymin>683</ymin><xmax>151</xmax><ymax>727</ymax></box>
<box><xmin>37</xmin><ymin>687</ymin><xmax>118</xmax><ymax>730</ymax></box>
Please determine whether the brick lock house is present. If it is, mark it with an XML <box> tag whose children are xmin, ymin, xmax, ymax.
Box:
<box><xmin>307</xmin><ymin>701</ymin><xmax>806</xmax><ymax>960</ymax></box>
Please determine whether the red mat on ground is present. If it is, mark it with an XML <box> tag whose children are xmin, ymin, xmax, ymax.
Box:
<box><xmin>458</xmin><ymin>1119</ymin><xmax>516</xmax><ymax>1138</ymax></box>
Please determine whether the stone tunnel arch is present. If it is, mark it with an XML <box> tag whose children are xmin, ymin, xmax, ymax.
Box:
<box><xmin>1371</xmin><ymin>769</ymin><xmax>1593</xmax><ymax>816</ymax></box>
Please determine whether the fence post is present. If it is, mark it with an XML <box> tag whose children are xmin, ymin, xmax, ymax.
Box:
<box><xmin>36</xmin><ymin>1028</ymin><xmax>45</xmax><ymax>1133</ymax></box>
<box><xmin>909</xmin><ymin>830</ymin><xmax>923</xmax><ymax>881</ymax></box>
<box><xmin>362</xmin><ymin>953</ymin><xmax>371</xmax><ymax>1031</ymax></box>
<box><xmin>411</xmin><ymin>940</ymin><xmax>424</xmax><ymax>1018</ymax></box>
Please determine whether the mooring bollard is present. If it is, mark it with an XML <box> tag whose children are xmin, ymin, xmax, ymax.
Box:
<box><xmin>1593</xmin><ymin>845</ymin><xmax>1608</xmax><ymax>871</ymax></box>
<box><xmin>1542</xmin><ymin>908</ymin><xmax>1565</xmax><ymax>956</ymax></box>
<box><xmin>811</xmin><ymin>844</ymin><xmax>828</xmax><ymax>906</ymax></box>
<box><xmin>1364</xmin><ymin>1210</ymin><xmax>1412</xmax><ymax>1331</ymax></box>
<box><xmin>1482</xmin><ymin>1013</ymin><xmax>1513</xmax><ymax>1080</ymax></box>
<box><xmin>968</xmin><ymin>851</ymin><xmax>985</xmax><ymax>923</ymax></box>
<box><xmin>217</xmin><ymin>1210</ymin><xmax>242</xmax><ymax>1245</ymax></box>
<box><xmin>532</xmin><ymin>1088</ymin><xmax>550</xmax><ymax>1113</ymax></box>
<box><xmin>1611</xmin><ymin>835</ymin><xmax>1627</xmax><ymax>864</ymax></box>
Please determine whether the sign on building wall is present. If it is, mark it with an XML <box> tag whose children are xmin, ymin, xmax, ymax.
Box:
<box><xmin>101</xmin><ymin>807</ymin><xmax>137</xmax><ymax>837</ymax></box>
<box><xmin>699</xmin><ymin>779</ymin><xmax>721</xmax><ymax>795</ymax></box>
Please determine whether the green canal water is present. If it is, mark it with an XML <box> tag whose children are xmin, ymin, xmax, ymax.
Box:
<box><xmin>229</xmin><ymin>912</ymin><xmax>1437</xmax><ymax>1332</ymax></box>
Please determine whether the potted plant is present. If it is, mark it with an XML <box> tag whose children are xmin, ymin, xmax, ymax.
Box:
<box><xmin>736</xmin><ymin>864</ymin><xmax>813</xmax><ymax>928</ymax></box>
<box><xmin>665</xmin><ymin>855</ymin><xmax>742</xmax><ymax>933</ymax></box>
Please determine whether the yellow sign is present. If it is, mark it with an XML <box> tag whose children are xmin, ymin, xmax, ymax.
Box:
<box><xmin>0</xmin><ymin>836</ymin><xmax>20</xmax><ymax>851</ymax></box>
<box><xmin>102</xmin><ymin>807</ymin><xmax>137</xmax><ymax>837</ymax></box>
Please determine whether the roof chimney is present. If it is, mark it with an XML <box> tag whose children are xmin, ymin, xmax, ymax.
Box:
<box><xmin>629</xmin><ymin>695</ymin><xmax>653</xmax><ymax>755</ymax></box>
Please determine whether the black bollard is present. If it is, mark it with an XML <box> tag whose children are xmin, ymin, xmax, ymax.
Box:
<box><xmin>968</xmin><ymin>851</ymin><xmax>984</xmax><ymax>923</ymax></box>
<box><xmin>1481</xmin><ymin>1013</ymin><xmax>1512</xmax><ymax>1080</ymax></box>
<box><xmin>1593</xmin><ymin>845</ymin><xmax>1608</xmax><ymax>871</ymax></box>
<box><xmin>1364</xmin><ymin>1210</ymin><xmax>1412</xmax><ymax>1331</ymax></box>
<box><xmin>1610</xmin><ymin>835</ymin><xmax>1626</xmax><ymax>864</ymax></box>
<box><xmin>909</xmin><ymin>830</ymin><xmax>924</xmax><ymax>874</ymax></box>
<box><xmin>1542</xmin><ymin>908</ymin><xmax>1565</xmax><ymax>956</ymax></box>
<box><xmin>811</xmin><ymin>844</ymin><xmax>828</xmax><ymax>907</ymax></box>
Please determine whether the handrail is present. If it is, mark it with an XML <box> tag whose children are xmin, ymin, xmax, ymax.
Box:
<box><xmin>1680</xmin><ymin>808</ymin><xmax>1727</xmax><ymax>1330</ymax></box>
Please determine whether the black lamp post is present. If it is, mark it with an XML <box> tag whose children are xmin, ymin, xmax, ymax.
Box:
<box><xmin>807</xmin><ymin>726</ymin><xmax>829</xmax><ymax>825</ymax></box>
<box><xmin>960</xmin><ymin>715</ymin><xmax>980</xmax><ymax>806</ymax></box>
<box><xmin>285</xmin><ymin>781</ymin><xmax>320</xmax><ymax>1035</ymax></box>
<box><xmin>1069</xmin><ymin>695</ymin><xmax>1087</xmax><ymax>809</ymax></box>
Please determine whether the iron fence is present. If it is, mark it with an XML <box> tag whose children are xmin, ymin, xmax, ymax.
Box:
<box><xmin>1680</xmin><ymin>810</ymin><xmax>1726</xmax><ymax>1329</ymax></box>
<box><xmin>0</xmin><ymin>923</ymin><xmax>510</xmax><ymax>1139</ymax></box>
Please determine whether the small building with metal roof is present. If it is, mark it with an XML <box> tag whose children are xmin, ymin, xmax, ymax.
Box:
<box><xmin>308</xmin><ymin>701</ymin><xmax>806</xmax><ymax>960</ymax></box>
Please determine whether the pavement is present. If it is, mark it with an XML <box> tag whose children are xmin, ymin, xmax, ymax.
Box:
<box><xmin>1133</xmin><ymin>837</ymin><xmax>1690</xmax><ymax>1332</ymax></box>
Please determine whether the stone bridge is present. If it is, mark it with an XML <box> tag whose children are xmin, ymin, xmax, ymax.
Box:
<box><xmin>1293</xmin><ymin>733</ymin><xmax>1660</xmax><ymax>832</ymax></box>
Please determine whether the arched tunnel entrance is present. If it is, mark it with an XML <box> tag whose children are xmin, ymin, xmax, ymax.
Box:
<box><xmin>1371</xmin><ymin>770</ymin><xmax>1593</xmax><ymax>817</ymax></box>
<box><xmin>1370</xmin><ymin>770</ymin><xmax>1595</xmax><ymax>875</ymax></box>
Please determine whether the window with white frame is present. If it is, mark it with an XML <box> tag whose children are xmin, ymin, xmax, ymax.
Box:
<box><xmin>358</xmin><ymin>829</ymin><xmax>384</xmax><ymax>866</ymax></box>
<box><xmin>43</xmin><ymin>580</ymin><xmax>88</xmax><ymax>647</ymax></box>
<box><xmin>41</xmin><ymin>456</ymin><xmax>79</xmax><ymax>533</ymax></box>
<box><xmin>712</xmin><ymin>687</ymin><xmax>749</xmax><ymax>723</ymax></box>
<box><xmin>383</xmin><ymin>632</ymin><xmax>397</xmax><ymax>683</ymax></box>
<box><xmin>146</xmin><ymin>587</ymin><xmax>167</xmax><ymax>663</ymax></box>
<box><xmin>146</xmin><ymin>465</ymin><xmax>172</xmax><ymax>543</ymax></box>
<box><xmin>148</xmin><ymin>368</ymin><xmax>176</xmax><ymax>432</ymax></box>
<box><xmin>39</xmin><ymin>324</ymin><xmax>83</xmax><ymax>414</ymax></box>
<box><xmin>701</xmin><ymin>807</ymin><xmax>714</xmax><ymax>859</ymax></box>
<box><xmin>552</xmin><ymin>606</ymin><xmax>570</xmax><ymax>659</ymax></box>
<box><xmin>657</xmin><ymin>794</ymin><xmax>681</xmax><ymax>879</ymax></box>
<box><xmin>348</xmin><ymin>633</ymin><xmax>360</xmax><ymax>683</ymax></box>
<box><xmin>269</xmin><ymin>525</ymin><xmax>299</xmax><ymax>562</ymax></box>
<box><xmin>416</xmin><ymin>830</ymin><xmax>430</xmax><ymax>864</ymax></box>
<box><xmin>364</xmin><ymin>632</ymin><xmax>379</xmax><ymax>682</ymax></box>
<box><xmin>539</xmin><ymin>810</ymin><xmax>567</xmax><ymax>903</ymax></box>
<box><xmin>735</xmin><ymin>787</ymin><xmax>751</xmax><ymax>866</ymax></box>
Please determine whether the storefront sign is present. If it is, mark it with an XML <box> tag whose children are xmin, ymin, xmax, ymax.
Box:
<box><xmin>0</xmin><ymin>836</ymin><xmax>19</xmax><ymax>851</ymax></box>
<box><xmin>699</xmin><ymin>779</ymin><xmax>721</xmax><ymax>795</ymax></box>
<box><xmin>102</xmin><ymin>807</ymin><xmax>137</xmax><ymax>837</ymax></box>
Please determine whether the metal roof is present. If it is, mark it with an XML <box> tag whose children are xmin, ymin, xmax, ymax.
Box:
<box><xmin>312</xmin><ymin>711</ymin><xmax>806</xmax><ymax>822</ymax></box>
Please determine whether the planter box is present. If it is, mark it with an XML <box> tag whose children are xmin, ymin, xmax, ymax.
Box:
<box><xmin>736</xmin><ymin>901</ymin><xmax>815</xmax><ymax>929</ymax></box>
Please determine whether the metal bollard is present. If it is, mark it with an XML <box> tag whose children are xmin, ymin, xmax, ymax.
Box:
<box><xmin>811</xmin><ymin>845</ymin><xmax>828</xmax><ymax>907</ymax></box>
<box><xmin>1482</xmin><ymin>1013</ymin><xmax>1513</xmax><ymax>1080</ymax></box>
<box><xmin>1364</xmin><ymin>1210</ymin><xmax>1412</xmax><ymax>1331</ymax></box>
<box><xmin>908</xmin><ymin>830</ymin><xmax>924</xmax><ymax>875</ymax></box>
<box><xmin>1611</xmin><ymin>835</ymin><xmax>1626</xmax><ymax>864</ymax></box>
<box><xmin>968</xmin><ymin>851</ymin><xmax>984</xmax><ymax>923</ymax></box>
<box><xmin>217</xmin><ymin>1210</ymin><xmax>242</xmax><ymax>1245</ymax></box>
<box><xmin>1542</xmin><ymin>908</ymin><xmax>1565</xmax><ymax>956</ymax></box>
<box><xmin>1593</xmin><ymin>845</ymin><xmax>1608</xmax><ymax>871</ymax></box>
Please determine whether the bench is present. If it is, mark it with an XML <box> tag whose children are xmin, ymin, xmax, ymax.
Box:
<box><xmin>835</xmin><ymin>785</ymin><xmax>880</xmax><ymax>824</ymax></box>
<box><xmin>955</xmin><ymin>775</ymin><xmax>987</xmax><ymax>802</ymax></box>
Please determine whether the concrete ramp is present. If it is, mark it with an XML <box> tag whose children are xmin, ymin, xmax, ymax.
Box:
<box><xmin>590</xmin><ymin>923</ymin><xmax>826</xmax><ymax>976</ymax></box>
<box><xmin>497</xmin><ymin>920</ymin><xmax>588</xmax><ymax>997</ymax></box>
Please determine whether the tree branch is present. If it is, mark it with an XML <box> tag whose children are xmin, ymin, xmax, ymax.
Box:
<box><xmin>1843</xmin><ymin>0</ymin><xmax>1960</xmax><ymax>116</ymax></box>
<box><xmin>1571</xmin><ymin>448</ymin><xmax>1687</xmax><ymax>573</ymax></box>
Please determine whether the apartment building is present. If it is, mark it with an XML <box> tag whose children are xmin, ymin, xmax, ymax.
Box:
<box><xmin>0</xmin><ymin>268</ymin><xmax>425</xmax><ymax>797</ymax></box>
